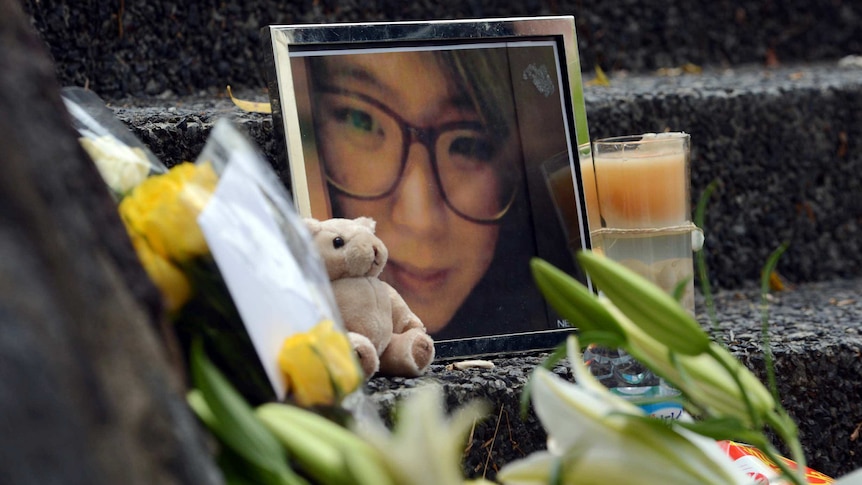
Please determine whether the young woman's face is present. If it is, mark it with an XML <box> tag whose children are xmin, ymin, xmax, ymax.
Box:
<box><xmin>314</xmin><ymin>51</ymin><xmax>518</xmax><ymax>334</ymax></box>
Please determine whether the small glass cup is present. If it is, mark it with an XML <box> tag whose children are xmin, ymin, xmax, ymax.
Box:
<box><xmin>587</xmin><ymin>132</ymin><xmax>694</xmax><ymax>312</ymax></box>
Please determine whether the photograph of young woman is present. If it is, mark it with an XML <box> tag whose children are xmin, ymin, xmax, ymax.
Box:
<box><xmin>289</xmin><ymin>43</ymin><xmax>587</xmax><ymax>342</ymax></box>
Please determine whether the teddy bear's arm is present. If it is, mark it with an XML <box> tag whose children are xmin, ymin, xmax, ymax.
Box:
<box><xmin>382</xmin><ymin>281</ymin><xmax>425</xmax><ymax>334</ymax></box>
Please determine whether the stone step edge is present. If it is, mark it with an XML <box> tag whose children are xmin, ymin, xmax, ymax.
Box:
<box><xmin>102</xmin><ymin>60</ymin><xmax>862</xmax><ymax>111</ymax></box>
<box><xmin>105</xmin><ymin>59</ymin><xmax>862</xmax><ymax>290</ymax></box>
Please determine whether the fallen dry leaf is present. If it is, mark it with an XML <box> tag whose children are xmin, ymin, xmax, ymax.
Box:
<box><xmin>585</xmin><ymin>65</ymin><xmax>610</xmax><ymax>87</ymax></box>
<box><xmin>227</xmin><ymin>85</ymin><xmax>272</xmax><ymax>113</ymax></box>
<box><xmin>768</xmin><ymin>270</ymin><xmax>793</xmax><ymax>292</ymax></box>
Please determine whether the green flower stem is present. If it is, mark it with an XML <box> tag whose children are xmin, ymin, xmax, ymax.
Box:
<box><xmin>705</xmin><ymin>345</ymin><xmax>763</xmax><ymax>431</ymax></box>
<box><xmin>577</xmin><ymin>251</ymin><xmax>710</xmax><ymax>356</ymax></box>
<box><xmin>176</xmin><ymin>256</ymin><xmax>276</xmax><ymax>405</ymax></box>
<box><xmin>765</xmin><ymin>409</ymin><xmax>808</xmax><ymax>485</ymax></box>
<box><xmin>746</xmin><ymin>433</ymin><xmax>807</xmax><ymax>485</ymax></box>
<box><xmin>604</xmin><ymin>302</ymin><xmax>769</xmax><ymax>426</ymax></box>
<box><xmin>694</xmin><ymin>180</ymin><xmax>720</xmax><ymax>334</ymax></box>
<box><xmin>760</xmin><ymin>242</ymin><xmax>789</xmax><ymax>402</ymax></box>
<box><xmin>708</xmin><ymin>347</ymin><xmax>807</xmax><ymax>485</ymax></box>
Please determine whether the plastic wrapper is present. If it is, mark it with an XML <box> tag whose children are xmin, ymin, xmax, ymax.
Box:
<box><xmin>181</xmin><ymin>119</ymin><xmax>363</xmax><ymax>406</ymax></box>
<box><xmin>718</xmin><ymin>440</ymin><xmax>834</xmax><ymax>484</ymax></box>
<box><xmin>63</xmin><ymin>89</ymin><xmax>362</xmax><ymax>408</ymax></box>
<box><xmin>61</xmin><ymin>87</ymin><xmax>166</xmax><ymax>197</ymax></box>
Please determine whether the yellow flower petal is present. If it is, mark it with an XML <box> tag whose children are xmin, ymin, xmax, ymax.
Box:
<box><xmin>128</xmin><ymin>231</ymin><xmax>192</xmax><ymax>312</ymax></box>
<box><xmin>278</xmin><ymin>320</ymin><xmax>363</xmax><ymax>407</ymax></box>
<box><xmin>119</xmin><ymin>162</ymin><xmax>218</xmax><ymax>263</ymax></box>
<box><xmin>308</xmin><ymin>320</ymin><xmax>363</xmax><ymax>398</ymax></box>
<box><xmin>279</xmin><ymin>331</ymin><xmax>335</xmax><ymax>407</ymax></box>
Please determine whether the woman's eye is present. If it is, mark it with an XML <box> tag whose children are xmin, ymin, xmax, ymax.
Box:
<box><xmin>333</xmin><ymin>107</ymin><xmax>379</xmax><ymax>134</ymax></box>
<box><xmin>449</xmin><ymin>135</ymin><xmax>495</xmax><ymax>162</ymax></box>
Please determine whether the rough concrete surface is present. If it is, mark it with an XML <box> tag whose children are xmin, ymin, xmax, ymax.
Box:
<box><xmin>22</xmin><ymin>0</ymin><xmax>862</xmax><ymax>98</ymax></box>
<box><xmin>586</xmin><ymin>62</ymin><xmax>862</xmax><ymax>290</ymax></box>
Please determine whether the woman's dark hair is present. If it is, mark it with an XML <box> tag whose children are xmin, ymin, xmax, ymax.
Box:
<box><xmin>432</xmin><ymin>48</ymin><xmax>518</xmax><ymax>144</ymax></box>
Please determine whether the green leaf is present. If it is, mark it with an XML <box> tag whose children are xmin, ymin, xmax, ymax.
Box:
<box><xmin>577</xmin><ymin>251</ymin><xmax>710</xmax><ymax>356</ymax></box>
<box><xmin>694</xmin><ymin>180</ymin><xmax>720</xmax><ymax>335</ymax></box>
<box><xmin>675</xmin><ymin>417</ymin><xmax>764</xmax><ymax>444</ymax></box>
<box><xmin>188</xmin><ymin>389</ymin><xmax>307</xmax><ymax>485</ymax></box>
<box><xmin>217</xmin><ymin>445</ymin><xmax>309</xmax><ymax>485</ymax></box>
<box><xmin>190</xmin><ymin>339</ymin><xmax>299</xmax><ymax>485</ymax></box>
<box><xmin>549</xmin><ymin>455</ymin><xmax>566</xmax><ymax>485</ymax></box>
<box><xmin>577</xmin><ymin>330</ymin><xmax>626</xmax><ymax>349</ymax></box>
<box><xmin>540</xmin><ymin>342</ymin><xmax>569</xmax><ymax>372</ymax></box>
<box><xmin>187</xmin><ymin>388</ymin><xmax>218</xmax><ymax>430</ymax></box>
<box><xmin>760</xmin><ymin>242</ymin><xmax>789</xmax><ymax>403</ymax></box>
<box><xmin>530</xmin><ymin>258</ymin><xmax>626</xmax><ymax>340</ymax></box>
<box><xmin>672</xmin><ymin>277</ymin><xmax>691</xmax><ymax>303</ymax></box>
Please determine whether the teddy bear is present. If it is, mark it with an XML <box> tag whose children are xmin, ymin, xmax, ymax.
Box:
<box><xmin>305</xmin><ymin>216</ymin><xmax>435</xmax><ymax>378</ymax></box>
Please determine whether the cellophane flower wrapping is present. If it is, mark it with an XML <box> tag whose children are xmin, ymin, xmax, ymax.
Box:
<box><xmin>64</xmin><ymin>89</ymin><xmax>362</xmax><ymax>408</ymax></box>
<box><xmin>61</xmin><ymin>87</ymin><xmax>167</xmax><ymax>198</ymax></box>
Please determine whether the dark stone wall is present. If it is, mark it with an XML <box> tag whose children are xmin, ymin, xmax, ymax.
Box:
<box><xmin>21</xmin><ymin>0</ymin><xmax>862</xmax><ymax>99</ymax></box>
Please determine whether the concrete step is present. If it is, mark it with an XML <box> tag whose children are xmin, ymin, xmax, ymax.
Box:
<box><xmin>586</xmin><ymin>61</ymin><xmax>862</xmax><ymax>290</ymax></box>
<box><xmin>111</xmin><ymin>60</ymin><xmax>862</xmax><ymax>290</ymax></box>
<box><xmin>22</xmin><ymin>0</ymin><xmax>862</xmax><ymax>98</ymax></box>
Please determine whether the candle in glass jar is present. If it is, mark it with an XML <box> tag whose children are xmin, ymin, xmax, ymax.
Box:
<box><xmin>586</xmin><ymin>133</ymin><xmax>696</xmax><ymax>418</ymax></box>
<box><xmin>591</xmin><ymin>134</ymin><xmax>689</xmax><ymax>229</ymax></box>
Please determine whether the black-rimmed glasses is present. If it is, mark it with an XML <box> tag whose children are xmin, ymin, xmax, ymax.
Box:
<box><xmin>312</xmin><ymin>86</ymin><xmax>519</xmax><ymax>224</ymax></box>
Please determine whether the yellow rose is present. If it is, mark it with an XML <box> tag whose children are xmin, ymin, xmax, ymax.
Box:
<box><xmin>278</xmin><ymin>320</ymin><xmax>363</xmax><ymax>407</ymax></box>
<box><xmin>119</xmin><ymin>162</ymin><xmax>218</xmax><ymax>263</ymax></box>
<box><xmin>128</xmin><ymin>231</ymin><xmax>192</xmax><ymax>313</ymax></box>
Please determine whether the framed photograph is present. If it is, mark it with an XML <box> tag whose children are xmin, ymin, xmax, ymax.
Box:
<box><xmin>262</xmin><ymin>16</ymin><xmax>593</xmax><ymax>359</ymax></box>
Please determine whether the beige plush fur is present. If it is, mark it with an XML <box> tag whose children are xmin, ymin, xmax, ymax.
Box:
<box><xmin>305</xmin><ymin>217</ymin><xmax>435</xmax><ymax>378</ymax></box>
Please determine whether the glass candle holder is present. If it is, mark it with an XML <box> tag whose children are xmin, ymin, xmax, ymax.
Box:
<box><xmin>587</xmin><ymin>132</ymin><xmax>695</xmax><ymax>312</ymax></box>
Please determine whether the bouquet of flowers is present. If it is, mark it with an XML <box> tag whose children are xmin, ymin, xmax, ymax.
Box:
<box><xmin>62</xmin><ymin>87</ymin><xmax>363</xmax><ymax>408</ymax></box>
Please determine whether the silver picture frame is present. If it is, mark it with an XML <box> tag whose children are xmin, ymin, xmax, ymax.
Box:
<box><xmin>262</xmin><ymin>16</ymin><xmax>593</xmax><ymax>359</ymax></box>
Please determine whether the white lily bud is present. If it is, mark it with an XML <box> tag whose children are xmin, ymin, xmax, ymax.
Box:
<box><xmin>601</xmin><ymin>302</ymin><xmax>777</xmax><ymax>426</ymax></box>
<box><xmin>497</xmin><ymin>336</ymin><xmax>751</xmax><ymax>485</ymax></box>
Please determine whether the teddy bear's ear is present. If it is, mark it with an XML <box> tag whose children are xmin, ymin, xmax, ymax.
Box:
<box><xmin>305</xmin><ymin>218</ymin><xmax>322</xmax><ymax>235</ymax></box>
<box><xmin>355</xmin><ymin>216</ymin><xmax>376</xmax><ymax>233</ymax></box>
